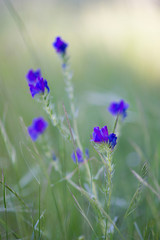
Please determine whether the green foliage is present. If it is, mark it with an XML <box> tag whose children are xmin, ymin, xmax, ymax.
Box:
<box><xmin>0</xmin><ymin>1</ymin><xmax>160</xmax><ymax>239</ymax></box>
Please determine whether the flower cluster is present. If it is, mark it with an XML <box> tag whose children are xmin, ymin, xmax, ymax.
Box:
<box><xmin>25</xmin><ymin>37</ymin><xmax>129</xmax><ymax>160</ymax></box>
<box><xmin>26</xmin><ymin>69</ymin><xmax>50</xmax><ymax>98</ymax></box>
<box><xmin>108</xmin><ymin>99</ymin><xmax>129</xmax><ymax>119</ymax></box>
<box><xmin>53</xmin><ymin>37</ymin><xmax>68</xmax><ymax>55</ymax></box>
<box><xmin>28</xmin><ymin>117</ymin><xmax>48</xmax><ymax>141</ymax></box>
<box><xmin>91</xmin><ymin>126</ymin><xmax>117</xmax><ymax>150</ymax></box>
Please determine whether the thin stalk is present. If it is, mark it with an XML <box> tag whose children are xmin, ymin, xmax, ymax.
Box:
<box><xmin>112</xmin><ymin>114</ymin><xmax>119</xmax><ymax>133</ymax></box>
<box><xmin>68</xmin><ymin>179</ymin><xmax>124</xmax><ymax>240</ymax></box>
<box><xmin>42</xmin><ymin>94</ymin><xmax>70</xmax><ymax>140</ymax></box>
<box><xmin>104</xmin><ymin>152</ymin><xmax>113</xmax><ymax>240</ymax></box>
<box><xmin>94</xmin><ymin>150</ymin><xmax>113</xmax><ymax>238</ymax></box>
<box><xmin>62</xmin><ymin>59</ymin><xmax>97</xmax><ymax>199</ymax></box>
<box><xmin>62</xmin><ymin>103</ymin><xmax>82</xmax><ymax>187</ymax></box>
<box><xmin>62</xmin><ymin>65</ymin><xmax>82</xmax><ymax>149</ymax></box>
<box><xmin>2</xmin><ymin>173</ymin><xmax>8</xmax><ymax>240</ymax></box>
<box><xmin>3</xmin><ymin>0</ymin><xmax>40</xmax><ymax>66</ymax></box>
<box><xmin>38</xmin><ymin>185</ymin><xmax>41</xmax><ymax>239</ymax></box>
<box><xmin>106</xmin><ymin>153</ymin><xmax>112</xmax><ymax>211</ymax></box>
<box><xmin>70</xmin><ymin>102</ymin><xmax>83</xmax><ymax>150</ymax></box>
<box><xmin>32</xmin><ymin>144</ymin><xmax>66</xmax><ymax>240</ymax></box>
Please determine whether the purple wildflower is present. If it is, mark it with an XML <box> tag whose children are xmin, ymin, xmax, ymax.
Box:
<box><xmin>26</xmin><ymin>69</ymin><xmax>41</xmax><ymax>82</ymax></box>
<box><xmin>108</xmin><ymin>100</ymin><xmax>129</xmax><ymax>119</ymax></box>
<box><xmin>28</xmin><ymin>117</ymin><xmax>48</xmax><ymax>141</ymax></box>
<box><xmin>92</xmin><ymin>126</ymin><xmax>109</xmax><ymax>143</ymax></box>
<box><xmin>91</xmin><ymin>125</ymin><xmax>117</xmax><ymax>150</ymax></box>
<box><xmin>72</xmin><ymin>148</ymin><xmax>84</xmax><ymax>163</ymax></box>
<box><xmin>26</xmin><ymin>69</ymin><xmax>50</xmax><ymax>98</ymax></box>
<box><xmin>108</xmin><ymin>133</ymin><xmax>117</xmax><ymax>150</ymax></box>
<box><xmin>53</xmin><ymin>37</ymin><xmax>68</xmax><ymax>55</ymax></box>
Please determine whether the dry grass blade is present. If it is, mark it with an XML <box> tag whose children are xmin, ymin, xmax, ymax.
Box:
<box><xmin>124</xmin><ymin>162</ymin><xmax>149</xmax><ymax>218</ymax></box>
<box><xmin>0</xmin><ymin>180</ymin><xmax>28</xmax><ymax>209</ymax></box>
<box><xmin>0</xmin><ymin>119</ymin><xmax>16</xmax><ymax>164</ymax></box>
<box><xmin>132</xmin><ymin>170</ymin><xmax>160</xmax><ymax>200</ymax></box>
<box><xmin>68</xmin><ymin>179</ymin><xmax>125</xmax><ymax>240</ymax></box>
<box><xmin>68</xmin><ymin>186</ymin><xmax>97</xmax><ymax>236</ymax></box>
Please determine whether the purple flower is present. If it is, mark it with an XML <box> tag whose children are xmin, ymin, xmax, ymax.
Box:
<box><xmin>72</xmin><ymin>148</ymin><xmax>84</xmax><ymax>163</ymax></box>
<box><xmin>92</xmin><ymin>126</ymin><xmax>109</xmax><ymax>143</ymax></box>
<box><xmin>53</xmin><ymin>37</ymin><xmax>68</xmax><ymax>55</ymax></box>
<box><xmin>91</xmin><ymin>125</ymin><xmax>117</xmax><ymax>150</ymax></box>
<box><xmin>28</xmin><ymin>117</ymin><xmax>48</xmax><ymax>141</ymax></box>
<box><xmin>26</xmin><ymin>69</ymin><xmax>41</xmax><ymax>82</ymax></box>
<box><xmin>26</xmin><ymin>69</ymin><xmax>50</xmax><ymax>98</ymax></box>
<box><xmin>108</xmin><ymin>133</ymin><xmax>117</xmax><ymax>150</ymax></box>
<box><xmin>108</xmin><ymin>100</ymin><xmax>129</xmax><ymax>119</ymax></box>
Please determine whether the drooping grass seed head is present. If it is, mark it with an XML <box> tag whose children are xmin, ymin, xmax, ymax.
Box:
<box><xmin>108</xmin><ymin>99</ymin><xmax>129</xmax><ymax>119</ymax></box>
<box><xmin>28</xmin><ymin>117</ymin><xmax>48</xmax><ymax>141</ymax></box>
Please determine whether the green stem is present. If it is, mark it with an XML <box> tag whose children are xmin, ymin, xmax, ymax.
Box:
<box><xmin>68</xmin><ymin>179</ymin><xmax>124</xmax><ymax>240</ymax></box>
<box><xmin>42</xmin><ymin>94</ymin><xmax>71</xmax><ymax>140</ymax></box>
<box><xmin>105</xmin><ymin>152</ymin><xmax>113</xmax><ymax>239</ymax></box>
<box><xmin>62</xmin><ymin>58</ymin><xmax>97</xmax><ymax>199</ymax></box>
<box><xmin>112</xmin><ymin>114</ymin><xmax>119</xmax><ymax>133</ymax></box>
<box><xmin>106</xmin><ymin>153</ymin><xmax>112</xmax><ymax>211</ymax></box>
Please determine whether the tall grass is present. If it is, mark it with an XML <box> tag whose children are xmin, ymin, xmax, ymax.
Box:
<box><xmin>0</xmin><ymin>0</ymin><xmax>160</xmax><ymax>239</ymax></box>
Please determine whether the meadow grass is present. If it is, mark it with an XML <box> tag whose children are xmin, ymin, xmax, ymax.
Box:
<box><xmin>0</xmin><ymin>1</ymin><xmax>160</xmax><ymax>239</ymax></box>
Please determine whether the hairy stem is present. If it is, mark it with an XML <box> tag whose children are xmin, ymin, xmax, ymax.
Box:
<box><xmin>62</xmin><ymin>58</ymin><xmax>97</xmax><ymax>198</ymax></box>
<box><xmin>42</xmin><ymin>94</ymin><xmax>71</xmax><ymax>140</ymax></box>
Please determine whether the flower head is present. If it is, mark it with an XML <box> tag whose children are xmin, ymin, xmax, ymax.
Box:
<box><xmin>53</xmin><ymin>37</ymin><xmax>68</xmax><ymax>55</ymax></box>
<box><xmin>108</xmin><ymin>133</ymin><xmax>117</xmax><ymax>150</ymax></box>
<box><xmin>91</xmin><ymin>125</ymin><xmax>117</xmax><ymax>150</ymax></box>
<box><xmin>71</xmin><ymin>148</ymin><xmax>84</xmax><ymax>164</ymax></box>
<box><xmin>28</xmin><ymin>117</ymin><xmax>48</xmax><ymax>141</ymax></box>
<box><xmin>92</xmin><ymin>126</ymin><xmax>109</xmax><ymax>143</ymax></box>
<box><xmin>108</xmin><ymin>100</ymin><xmax>129</xmax><ymax>119</ymax></box>
<box><xmin>26</xmin><ymin>69</ymin><xmax>41</xmax><ymax>82</ymax></box>
<box><xmin>26</xmin><ymin>69</ymin><xmax>50</xmax><ymax>98</ymax></box>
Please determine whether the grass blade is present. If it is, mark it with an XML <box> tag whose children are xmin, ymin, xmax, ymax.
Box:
<box><xmin>68</xmin><ymin>186</ymin><xmax>97</xmax><ymax>236</ymax></box>
<box><xmin>132</xmin><ymin>170</ymin><xmax>160</xmax><ymax>200</ymax></box>
<box><xmin>124</xmin><ymin>162</ymin><xmax>148</xmax><ymax>218</ymax></box>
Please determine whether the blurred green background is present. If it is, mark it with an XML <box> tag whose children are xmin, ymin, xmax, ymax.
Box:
<box><xmin>0</xmin><ymin>0</ymin><xmax>160</xmax><ymax>239</ymax></box>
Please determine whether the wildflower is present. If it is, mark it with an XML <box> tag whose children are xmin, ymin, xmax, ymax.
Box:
<box><xmin>91</xmin><ymin>125</ymin><xmax>117</xmax><ymax>150</ymax></box>
<box><xmin>108</xmin><ymin>133</ymin><xmax>117</xmax><ymax>150</ymax></box>
<box><xmin>26</xmin><ymin>69</ymin><xmax>41</xmax><ymax>82</ymax></box>
<box><xmin>72</xmin><ymin>148</ymin><xmax>84</xmax><ymax>163</ymax></box>
<box><xmin>108</xmin><ymin>100</ymin><xmax>129</xmax><ymax>119</ymax></box>
<box><xmin>28</xmin><ymin>117</ymin><xmax>48</xmax><ymax>141</ymax></box>
<box><xmin>92</xmin><ymin>126</ymin><xmax>109</xmax><ymax>143</ymax></box>
<box><xmin>26</xmin><ymin>69</ymin><xmax>50</xmax><ymax>98</ymax></box>
<box><xmin>53</xmin><ymin>36</ymin><xmax>68</xmax><ymax>55</ymax></box>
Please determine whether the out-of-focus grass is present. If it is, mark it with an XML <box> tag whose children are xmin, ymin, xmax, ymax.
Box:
<box><xmin>0</xmin><ymin>0</ymin><xmax>160</xmax><ymax>239</ymax></box>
